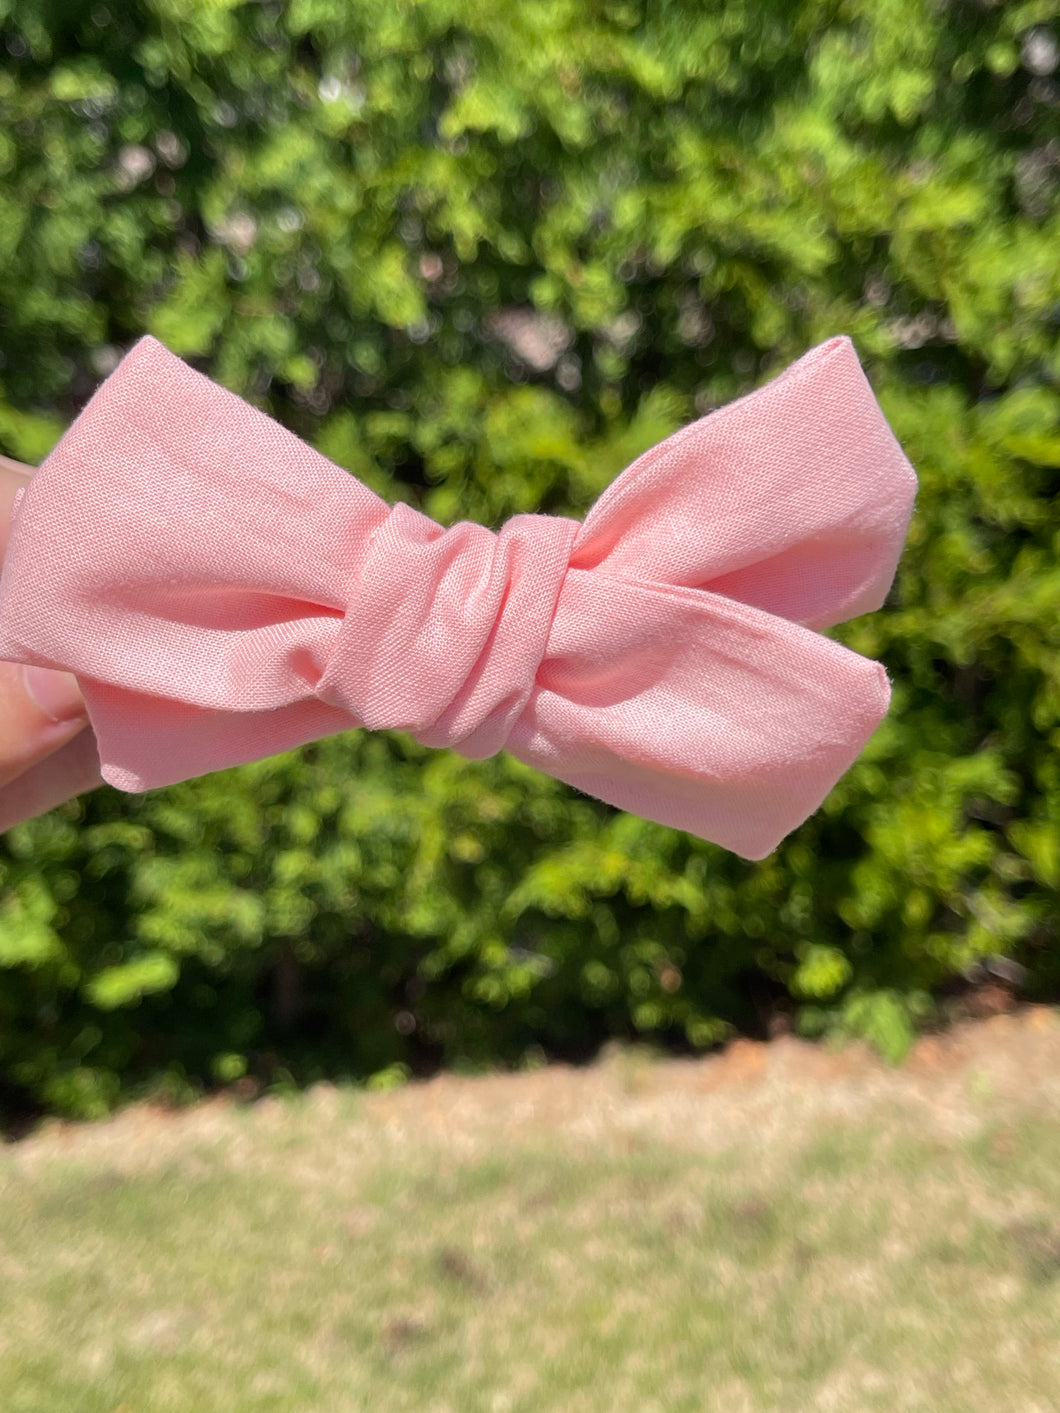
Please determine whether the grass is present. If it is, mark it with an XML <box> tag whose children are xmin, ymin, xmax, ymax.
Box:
<box><xmin>2</xmin><ymin>1025</ymin><xmax>1060</xmax><ymax>1411</ymax></box>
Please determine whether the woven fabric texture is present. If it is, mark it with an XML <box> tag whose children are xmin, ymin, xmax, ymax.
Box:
<box><xmin>0</xmin><ymin>334</ymin><xmax>917</xmax><ymax>859</ymax></box>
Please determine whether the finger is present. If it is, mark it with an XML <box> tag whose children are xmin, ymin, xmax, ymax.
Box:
<box><xmin>0</xmin><ymin>726</ymin><xmax>103</xmax><ymax>832</ymax></box>
<box><xmin>0</xmin><ymin>454</ymin><xmax>100</xmax><ymax>824</ymax></box>
<box><xmin>0</xmin><ymin>453</ymin><xmax>34</xmax><ymax>477</ymax></box>
<box><xmin>1</xmin><ymin>456</ymin><xmax>91</xmax><ymax>782</ymax></box>
<box><xmin>0</xmin><ymin>660</ymin><xmax>90</xmax><ymax>789</ymax></box>
<box><xmin>1</xmin><ymin>456</ymin><xmax>33</xmax><ymax>560</ymax></box>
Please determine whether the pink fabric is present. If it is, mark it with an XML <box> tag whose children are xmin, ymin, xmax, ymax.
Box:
<box><xmin>0</xmin><ymin>334</ymin><xmax>917</xmax><ymax>859</ymax></box>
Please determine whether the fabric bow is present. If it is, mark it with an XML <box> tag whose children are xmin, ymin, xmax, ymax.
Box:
<box><xmin>0</xmin><ymin>334</ymin><xmax>916</xmax><ymax>859</ymax></box>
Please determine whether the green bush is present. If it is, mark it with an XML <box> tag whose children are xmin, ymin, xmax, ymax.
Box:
<box><xmin>1</xmin><ymin>0</ymin><xmax>1057</xmax><ymax>1119</ymax></box>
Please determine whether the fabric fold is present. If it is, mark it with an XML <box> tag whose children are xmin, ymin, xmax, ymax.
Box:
<box><xmin>0</xmin><ymin>333</ymin><xmax>917</xmax><ymax>859</ymax></box>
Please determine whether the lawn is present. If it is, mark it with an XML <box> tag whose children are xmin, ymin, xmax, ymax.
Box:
<box><xmin>2</xmin><ymin>1013</ymin><xmax>1060</xmax><ymax>1412</ymax></box>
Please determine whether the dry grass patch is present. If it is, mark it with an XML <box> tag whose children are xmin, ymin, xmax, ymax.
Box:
<box><xmin>2</xmin><ymin>1011</ymin><xmax>1060</xmax><ymax>1411</ymax></box>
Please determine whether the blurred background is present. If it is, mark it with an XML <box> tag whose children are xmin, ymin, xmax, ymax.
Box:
<box><xmin>0</xmin><ymin>0</ymin><xmax>1057</xmax><ymax>1129</ymax></box>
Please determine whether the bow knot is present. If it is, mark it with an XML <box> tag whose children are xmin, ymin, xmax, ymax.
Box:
<box><xmin>318</xmin><ymin>501</ymin><xmax>579</xmax><ymax>756</ymax></box>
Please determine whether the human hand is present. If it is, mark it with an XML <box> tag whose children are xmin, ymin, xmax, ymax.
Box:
<box><xmin>0</xmin><ymin>454</ymin><xmax>103</xmax><ymax>832</ymax></box>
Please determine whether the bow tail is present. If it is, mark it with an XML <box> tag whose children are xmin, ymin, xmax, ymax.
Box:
<box><xmin>506</xmin><ymin>569</ymin><xmax>890</xmax><ymax>860</ymax></box>
<box><xmin>79</xmin><ymin>679</ymin><xmax>355</xmax><ymax>793</ymax></box>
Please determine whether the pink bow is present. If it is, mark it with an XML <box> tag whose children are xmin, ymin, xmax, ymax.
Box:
<box><xmin>0</xmin><ymin>334</ymin><xmax>916</xmax><ymax>859</ymax></box>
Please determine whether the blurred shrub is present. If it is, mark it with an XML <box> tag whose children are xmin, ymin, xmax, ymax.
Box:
<box><xmin>0</xmin><ymin>0</ymin><xmax>1057</xmax><ymax>1118</ymax></box>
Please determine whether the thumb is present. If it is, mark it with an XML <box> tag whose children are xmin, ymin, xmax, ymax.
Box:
<box><xmin>0</xmin><ymin>452</ymin><xmax>32</xmax><ymax>560</ymax></box>
<box><xmin>0</xmin><ymin>660</ymin><xmax>89</xmax><ymax>789</ymax></box>
<box><xmin>0</xmin><ymin>454</ymin><xmax>91</xmax><ymax>789</ymax></box>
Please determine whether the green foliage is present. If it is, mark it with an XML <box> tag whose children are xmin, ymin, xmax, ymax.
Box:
<box><xmin>1</xmin><ymin>0</ymin><xmax>1058</xmax><ymax>1116</ymax></box>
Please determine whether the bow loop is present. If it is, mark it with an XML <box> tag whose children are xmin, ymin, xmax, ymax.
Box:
<box><xmin>509</xmin><ymin>568</ymin><xmax>890</xmax><ymax>861</ymax></box>
<box><xmin>573</xmin><ymin>336</ymin><xmax>916</xmax><ymax>630</ymax></box>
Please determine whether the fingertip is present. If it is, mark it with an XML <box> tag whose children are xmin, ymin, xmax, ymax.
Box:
<box><xmin>22</xmin><ymin>665</ymin><xmax>87</xmax><ymax>724</ymax></box>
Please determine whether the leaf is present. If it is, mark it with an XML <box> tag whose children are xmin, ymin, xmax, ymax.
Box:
<box><xmin>83</xmin><ymin>953</ymin><xmax>180</xmax><ymax>1010</ymax></box>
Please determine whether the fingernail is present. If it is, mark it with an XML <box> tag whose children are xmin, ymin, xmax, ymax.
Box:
<box><xmin>22</xmin><ymin>665</ymin><xmax>86</xmax><ymax>723</ymax></box>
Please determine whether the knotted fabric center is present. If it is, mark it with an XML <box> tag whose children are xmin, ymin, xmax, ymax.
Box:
<box><xmin>316</xmin><ymin>500</ymin><xmax>580</xmax><ymax>758</ymax></box>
